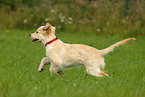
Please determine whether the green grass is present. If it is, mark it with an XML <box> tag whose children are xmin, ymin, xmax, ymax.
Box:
<box><xmin>0</xmin><ymin>29</ymin><xmax>144</xmax><ymax>97</ymax></box>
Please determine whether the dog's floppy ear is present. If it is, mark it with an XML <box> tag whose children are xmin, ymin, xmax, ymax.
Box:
<box><xmin>43</xmin><ymin>23</ymin><xmax>51</xmax><ymax>31</ymax></box>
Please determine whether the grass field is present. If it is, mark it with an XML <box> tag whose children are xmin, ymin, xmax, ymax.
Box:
<box><xmin>0</xmin><ymin>29</ymin><xmax>144</xmax><ymax>97</ymax></box>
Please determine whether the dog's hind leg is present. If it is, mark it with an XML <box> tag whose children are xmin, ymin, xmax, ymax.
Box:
<box><xmin>99</xmin><ymin>72</ymin><xmax>108</xmax><ymax>77</ymax></box>
<box><xmin>38</xmin><ymin>57</ymin><xmax>50</xmax><ymax>72</ymax></box>
<box><xmin>86</xmin><ymin>68</ymin><xmax>108</xmax><ymax>77</ymax></box>
<box><xmin>99</xmin><ymin>61</ymin><xmax>108</xmax><ymax>77</ymax></box>
<box><xmin>86</xmin><ymin>64</ymin><xmax>108</xmax><ymax>77</ymax></box>
<box><xmin>86</xmin><ymin>66</ymin><xmax>101</xmax><ymax>77</ymax></box>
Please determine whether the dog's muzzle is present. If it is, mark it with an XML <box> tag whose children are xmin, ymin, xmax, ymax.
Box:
<box><xmin>29</xmin><ymin>34</ymin><xmax>31</xmax><ymax>37</ymax></box>
<box><xmin>29</xmin><ymin>34</ymin><xmax>40</xmax><ymax>43</ymax></box>
<box><xmin>32</xmin><ymin>39</ymin><xmax>39</xmax><ymax>42</ymax></box>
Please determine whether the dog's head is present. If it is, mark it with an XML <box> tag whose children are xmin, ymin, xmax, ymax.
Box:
<box><xmin>29</xmin><ymin>23</ymin><xmax>56</xmax><ymax>43</ymax></box>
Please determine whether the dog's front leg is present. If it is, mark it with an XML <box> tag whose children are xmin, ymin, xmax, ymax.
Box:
<box><xmin>49</xmin><ymin>63</ymin><xmax>64</xmax><ymax>75</ymax></box>
<box><xmin>49</xmin><ymin>63</ymin><xmax>59</xmax><ymax>75</ymax></box>
<box><xmin>38</xmin><ymin>57</ymin><xmax>50</xmax><ymax>72</ymax></box>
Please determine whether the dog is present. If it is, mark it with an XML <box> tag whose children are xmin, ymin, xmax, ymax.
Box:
<box><xmin>29</xmin><ymin>23</ymin><xmax>136</xmax><ymax>77</ymax></box>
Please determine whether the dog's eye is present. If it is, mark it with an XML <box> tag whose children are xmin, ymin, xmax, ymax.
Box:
<box><xmin>36</xmin><ymin>31</ymin><xmax>39</xmax><ymax>33</ymax></box>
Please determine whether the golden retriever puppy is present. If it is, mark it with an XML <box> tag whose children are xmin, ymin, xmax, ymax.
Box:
<box><xmin>29</xmin><ymin>23</ymin><xmax>136</xmax><ymax>77</ymax></box>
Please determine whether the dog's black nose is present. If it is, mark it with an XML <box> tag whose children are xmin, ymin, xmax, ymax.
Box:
<box><xmin>29</xmin><ymin>34</ymin><xmax>31</xmax><ymax>37</ymax></box>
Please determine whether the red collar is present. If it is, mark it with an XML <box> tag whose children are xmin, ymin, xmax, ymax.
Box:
<box><xmin>45</xmin><ymin>37</ymin><xmax>58</xmax><ymax>46</ymax></box>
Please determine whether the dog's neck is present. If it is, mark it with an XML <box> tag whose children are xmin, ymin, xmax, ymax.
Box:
<box><xmin>42</xmin><ymin>33</ymin><xmax>59</xmax><ymax>47</ymax></box>
<box><xmin>45</xmin><ymin>37</ymin><xmax>58</xmax><ymax>46</ymax></box>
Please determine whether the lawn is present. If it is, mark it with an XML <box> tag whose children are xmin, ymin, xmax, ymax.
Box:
<box><xmin>0</xmin><ymin>29</ymin><xmax>144</xmax><ymax>97</ymax></box>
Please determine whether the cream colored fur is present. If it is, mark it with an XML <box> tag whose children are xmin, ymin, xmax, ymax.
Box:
<box><xmin>29</xmin><ymin>23</ymin><xmax>136</xmax><ymax>77</ymax></box>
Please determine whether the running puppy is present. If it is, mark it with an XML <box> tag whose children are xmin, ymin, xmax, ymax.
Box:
<box><xmin>29</xmin><ymin>23</ymin><xmax>136</xmax><ymax>77</ymax></box>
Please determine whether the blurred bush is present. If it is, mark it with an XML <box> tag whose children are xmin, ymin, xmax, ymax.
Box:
<box><xmin>0</xmin><ymin>0</ymin><xmax>144</xmax><ymax>36</ymax></box>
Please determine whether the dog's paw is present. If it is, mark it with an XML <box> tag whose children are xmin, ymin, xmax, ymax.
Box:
<box><xmin>38</xmin><ymin>68</ymin><xmax>44</xmax><ymax>72</ymax></box>
<box><xmin>57</xmin><ymin>71</ymin><xmax>64</xmax><ymax>75</ymax></box>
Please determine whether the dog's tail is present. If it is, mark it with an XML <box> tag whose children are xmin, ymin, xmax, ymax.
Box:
<box><xmin>100</xmin><ymin>38</ymin><xmax>136</xmax><ymax>56</ymax></box>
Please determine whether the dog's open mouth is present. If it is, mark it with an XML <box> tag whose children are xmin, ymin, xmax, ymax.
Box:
<box><xmin>32</xmin><ymin>39</ymin><xmax>40</xmax><ymax>43</ymax></box>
